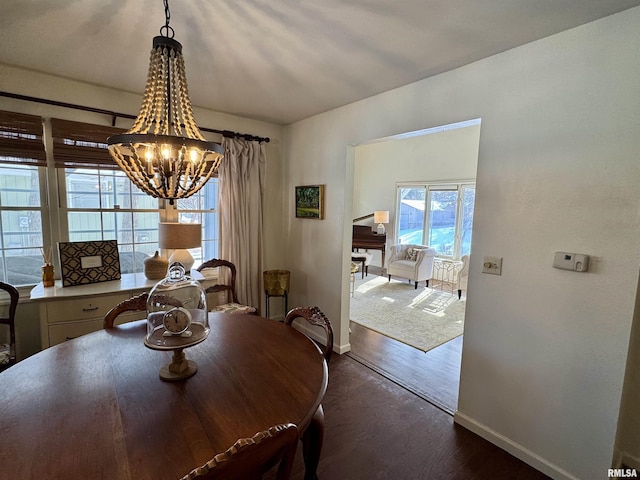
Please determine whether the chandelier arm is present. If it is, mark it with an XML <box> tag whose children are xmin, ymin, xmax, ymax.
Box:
<box><xmin>111</xmin><ymin>148</ymin><xmax>156</xmax><ymax>198</ymax></box>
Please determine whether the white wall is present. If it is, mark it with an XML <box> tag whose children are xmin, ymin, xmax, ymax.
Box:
<box><xmin>283</xmin><ymin>7</ymin><xmax>640</xmax><ymax>480</ymax></box>
<box><xmin>615</xmin><ymin>278</ymin><xmax>640</xmax><ymax>470</ymax></box>
<box><xmin>0</xmin><ymin>63</ymin><xmax>286</xmax><ymax>355</ymax></box>
<box><xmin>353</xmin><ymin>123</ymin><xmax>481</xmax><ymax>267</ymax></box>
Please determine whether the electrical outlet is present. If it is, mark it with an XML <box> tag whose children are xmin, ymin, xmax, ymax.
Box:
<box><xmin>482</xmin><ymin>256</ymin><xmax>503</xmax><ymax>275</ymax></box>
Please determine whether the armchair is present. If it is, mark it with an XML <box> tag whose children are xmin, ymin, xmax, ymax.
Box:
<box><xmin>457</xmin><ymin>255</ymin><xmax>470</xmax><ymax>299</ymax></box>
<box><xmin>386</xmin><ymin>244</ymin><xmax>436</xmax><ymax>289</ymax></box>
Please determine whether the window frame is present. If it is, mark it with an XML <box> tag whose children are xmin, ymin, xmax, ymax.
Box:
<box><xmin>0</xmin><ymin>110</ymin><xmax>51</xmax><ymax>286</ymax></box>
<box><xmin>175</xmin><ymin>179</ymin><xmax>220</xmax><ymax>271</ymax></box>
<box><xmin>395</xmin><ymin>180</ymin><xmax>475</xmax><ymax>260</ymax></box>
<box><xmin>0</xmin><ymin>164</ymin><xmax>52</xmax><ymax>286</ymax></box>
<box><xmin>56</xmin><ymin>167</ymin><xmax>163</xmax><ymax>275</ymax></box>
<box><xmin>0</xmin><ymin>113</ymin><xmax>221</xmax><ymax>287</ymax></box>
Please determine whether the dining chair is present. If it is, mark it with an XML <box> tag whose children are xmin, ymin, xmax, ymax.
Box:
<box><xmin>284</xmin><ymin>306</ymin><xmax>333</xmax><ymax>362</ymax></box>
<box><xmin>0</xmin><ymin>281</ymin><xmax>19</xmax><ymax>371</ymax></box>
<box><xmin>103</xmin><ymin>292</ymin><xmax>187</xmax><ymax>328</ymax></box>
<box><xmin>180</xmin><ymin>423</ymin><xmax>298</xmax><ymax>480</ymax></box>
<box><xmin>103</xmin><ymin>292</ymin><xmax>149</xmax><ymax>329</ymax></box>
<box><xmin>284</xmin><ymin>306</ymin><xmax>333</xmax><ymax>480</ymax></box>
<box><xmin>196</xmin><ymin>259</ymin><xmax>257</xmax><ymax>314</ymax></box>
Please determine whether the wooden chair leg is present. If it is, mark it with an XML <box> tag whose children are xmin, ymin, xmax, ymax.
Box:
<box><xmin>302</xmin><ymin>404</ymin><xmax>325</xmax><ymax>480</ymax></box>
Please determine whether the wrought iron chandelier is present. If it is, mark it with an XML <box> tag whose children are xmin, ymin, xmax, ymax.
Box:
<box><xmin>107</xmin><ymin>0</ymin><xmax>223</xmax><ymax>204</ymax></box>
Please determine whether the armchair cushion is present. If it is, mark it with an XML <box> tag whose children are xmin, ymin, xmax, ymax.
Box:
<box><xmin>407</xmin><ymin>247</ymin><xmax>419</xmax><ymax>261</ymax></box>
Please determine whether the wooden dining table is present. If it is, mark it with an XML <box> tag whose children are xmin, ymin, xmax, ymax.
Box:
<box><xmin>0</xmin><ymin>312</ymin><xmax>328</xmax><ymax>479</ymax></box>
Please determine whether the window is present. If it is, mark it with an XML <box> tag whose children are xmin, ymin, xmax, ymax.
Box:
<box><xmin>396</xmin><ymin>182</ymin><xmax>475</xmax><ymax>259</ymax></box>
<box><xmin>0</xmin><ymin>112</ymin><xmax>220</xmax><ymax>286</ymax></box>
<box><xmin>61</xmin><ymin>168</ymin><xmax>160</xmax><ymax>274</ymax></box>
<box><xmin>0</xmin><ymin>110</ymin><xmax>49</xmax><ymax>285</ymax></box>
<box><xmin>51</xmin><ymin>118</ymin><xmax>160</xmax><ymax>275</ymax></box>
<box><xmin>176</xmin><ymin>179</ymin><xmax>219</xmax><ymax>270</ymax></box>
<box><xmin>0</xmin><ymin>165</ymin><xmax>48</xmax><ymax>284</ymax></box>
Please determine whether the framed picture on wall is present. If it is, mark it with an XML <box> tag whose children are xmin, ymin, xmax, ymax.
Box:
<box><xmin>295</xmin><ymin>185</ymin><xmax>325</xmax><ymax>219</ymax></box>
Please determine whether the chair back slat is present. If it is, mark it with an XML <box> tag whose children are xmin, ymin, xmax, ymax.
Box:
<box><xmin>197</xmin><ymin>259</ymin><xmax>240</xmax><ymax>304</ymax></box>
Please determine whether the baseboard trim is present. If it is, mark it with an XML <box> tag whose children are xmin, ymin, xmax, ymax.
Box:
<box><xmin>292</xmin><ymin>322</ymin><xmax>350</xmax><ymax>356</ymax></box>
<box><xmin>454</xmin><ymin>411</ymin><xmax>580</xmax><ymax>480</ymax></box>
<box><xmin>616</xmin><ymin>451</ymin><xmax>640</xmax><ymax>470</ymax></box>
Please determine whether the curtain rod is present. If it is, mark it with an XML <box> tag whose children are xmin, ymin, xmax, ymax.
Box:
<box><xmin>0</xmin><ymin>91</ymin><xmax>270</xmax><ymax>143</ymax></box>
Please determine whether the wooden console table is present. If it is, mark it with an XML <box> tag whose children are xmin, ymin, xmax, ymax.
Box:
<box><xmin>30</xmin><ymin>271</ymin><xmax>204</xmax><ymax>349</ymax></box>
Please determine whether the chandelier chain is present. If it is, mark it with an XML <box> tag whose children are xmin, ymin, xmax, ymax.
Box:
<box><xmin>160</xmin><ymin>0</ymin><xmax>175</xmax><ymax>38</ymax></box>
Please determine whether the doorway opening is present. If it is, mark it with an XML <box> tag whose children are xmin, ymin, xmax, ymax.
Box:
<box><xmin>348</xmin><ymin>118</ymin><xmax>481</xmax><ymax>414</ymax></box>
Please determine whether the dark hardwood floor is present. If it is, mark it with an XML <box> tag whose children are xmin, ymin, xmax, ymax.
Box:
<box><xmin>348</xmin><ymin>321</ymin><xmax>462</xmax><ymax>414</ymax></box>
<box><xmin>269</xmin><ymin>269</ymin><xmax>550</xmax><ymax>479</ymax></box>
<box><xmin>272</xmin><ymin>351</ymin><xmax>550</xmax><ymax>480</ymax></box>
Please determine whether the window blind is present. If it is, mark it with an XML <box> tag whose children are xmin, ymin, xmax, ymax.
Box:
<box><xmin>51</xmin><ymin>118</ymin><xmax>125</xmax><ymax>170</ymax></box>
<box><xmin>0</xmin><ymin>110</ymin><xmax>47</xmax><ymax>166</ymax></box>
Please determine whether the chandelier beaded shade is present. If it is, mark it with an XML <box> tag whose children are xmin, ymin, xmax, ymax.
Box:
<box><xmin>107</xmin><ymin>0</ymin><xmax>223</xmax><ymax>204</ymax></box>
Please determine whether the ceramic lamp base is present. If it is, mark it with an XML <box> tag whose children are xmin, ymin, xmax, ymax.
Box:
<box><xmin>169</xmin><ymin>249</ymin><xmax>195</xmax><ymax>273</ymax></box>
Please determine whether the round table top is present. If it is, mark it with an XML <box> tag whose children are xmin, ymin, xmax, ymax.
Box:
<box><xmin>0</xmin><ymin>313</ymin><xmax>328</xmax><ymax>479</ymax></box>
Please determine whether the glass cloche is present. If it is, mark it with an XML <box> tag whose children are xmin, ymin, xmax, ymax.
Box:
<box><xmin>145</xmin><ymin>262</ymin><xmax>209</xmax><ymax>351</ymax></box>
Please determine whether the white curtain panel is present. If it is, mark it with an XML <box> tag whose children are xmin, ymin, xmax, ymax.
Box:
<box><xmin>218</xmin><ymin>137</ymin><xmax>266</xmax><ymax>311</ymax></box>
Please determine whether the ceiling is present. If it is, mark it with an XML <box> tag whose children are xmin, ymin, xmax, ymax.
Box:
<box><xmin>2</xmin><ymin>1</ymin><xmax>639</xmax><ymax>125</ymax></box>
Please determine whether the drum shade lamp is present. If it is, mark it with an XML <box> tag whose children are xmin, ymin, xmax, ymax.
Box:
<box><xmin>374</xmin><ymin>210</ymin><xmax>389</xmax><ymax>235</ymax></box>
<box><xmin>159</xmin><ymin>222</ymin><xmax>201</xmax><ymax>272</ymax></box>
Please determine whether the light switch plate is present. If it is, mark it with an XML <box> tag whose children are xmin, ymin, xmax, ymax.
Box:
<box><xmin>482</xmin><ymin>256</ymin><xmax>503</xmax><ymax>275</ymax></box>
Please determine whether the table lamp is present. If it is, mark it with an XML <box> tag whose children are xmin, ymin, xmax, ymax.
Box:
<box><xmin>373</xmin><ymin>210</ymin><xmax>389</xmax><ymax>235</ymax></box>
<box><xmin>159</xmin><ymin>222</ymin><xmax>202</xmax><ymax>273</ymax></box>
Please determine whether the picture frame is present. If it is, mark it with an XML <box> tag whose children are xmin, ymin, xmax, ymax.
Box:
<box><xmin>295</xmin><ymin>185</ymin><xmax>325</xmax><ymax>219</ymax></box>
<box><xmin>58</xmin><ymin>240</ymin><xmax>121</xmax><ymax>287</ymax></box>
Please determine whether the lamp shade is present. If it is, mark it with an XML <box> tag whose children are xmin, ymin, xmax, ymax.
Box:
<box><xmin>159</xmin><ymin>223</ymin><xmax>202</xmax><ymax>249</ymax></box>
<box><xmin>373</xmin><ymin>211</ymin><xmax>389</xmax><ymax>224</ymax></box>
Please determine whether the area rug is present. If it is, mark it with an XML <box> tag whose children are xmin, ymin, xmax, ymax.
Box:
<box><xmin>350</xmin><ymin>275</ymin><xmax>465</xmax><ymax>352</ymax></box>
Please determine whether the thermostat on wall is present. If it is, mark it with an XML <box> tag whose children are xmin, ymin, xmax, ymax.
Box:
<box><xmin>553</xmin><ymin>252</ymin><xmax>590</xmax><ymax>272</ymax></box>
